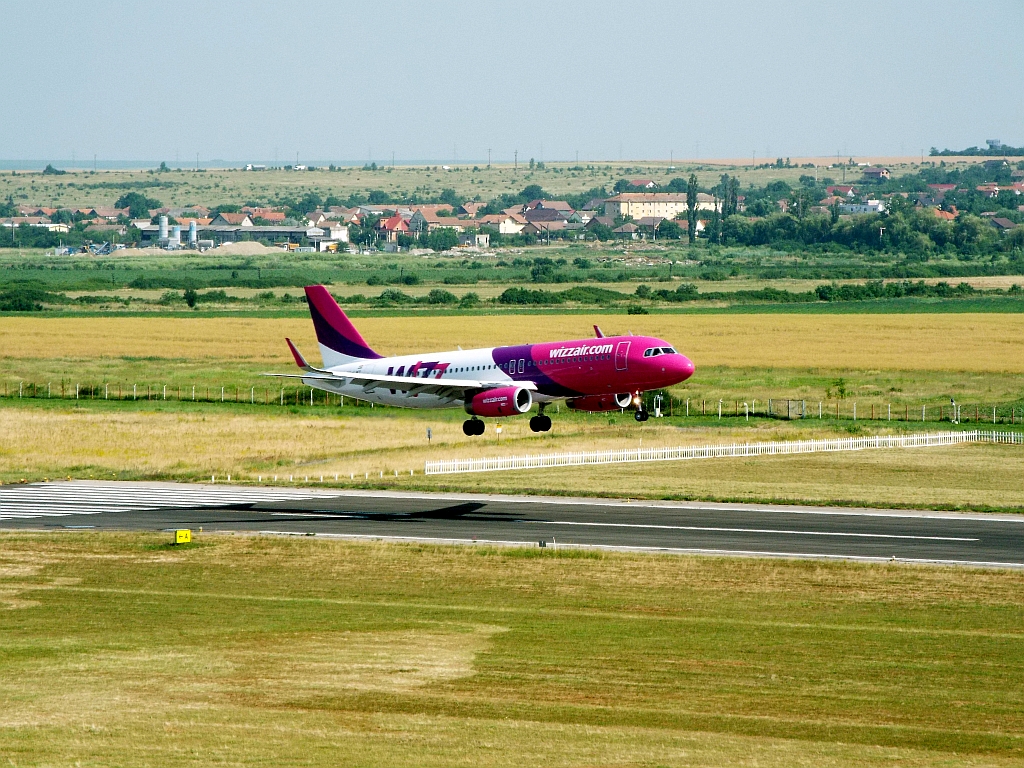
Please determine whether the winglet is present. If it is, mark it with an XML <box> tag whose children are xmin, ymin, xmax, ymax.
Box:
<box><xmin>593</xmin><ymin>325</ymin><xmax>605</xmax><ymax>338</ymax></box>
<box><xmin>285</xmin><ymin>338</ymin><xmax>311</xmax><ymax>370</ymax></box>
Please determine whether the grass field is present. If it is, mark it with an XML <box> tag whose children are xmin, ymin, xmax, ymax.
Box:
<box><xmin>0</xmin><ymin>157</ymin><xmax>954</xmax><ymax>210</ymax></box>
<box><xmin>3</xmin><ymin>313</ymin><xmax>1023</xmax><ymax>371</ymax></box>
<box><xmin>1</xmin><ymin>400</ymin><xmax>1021</xmax><ymax>512</ymax></box>
<box><xmin>2</xmin><ymin>532</ymin><xmax>1023</xmax><ymax>766</ymax></box>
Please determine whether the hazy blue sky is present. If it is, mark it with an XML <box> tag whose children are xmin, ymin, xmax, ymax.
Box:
<box><xmin>2</xmin><ymin>0</ymin><xmax>1022</xmax><ymax>164</ymax></box>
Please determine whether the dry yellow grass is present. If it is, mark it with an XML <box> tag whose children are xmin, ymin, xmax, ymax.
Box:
<box><xmin>3</xmin><ymin>314</ymin><xmax>1024</xmax><ymax>372</ymax></box>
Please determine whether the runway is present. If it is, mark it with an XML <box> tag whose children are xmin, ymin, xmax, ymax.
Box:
<box><xmin>1</xmin><ymin>481</ymin><xmax>1022</xmax><ymax>567</ymax></box>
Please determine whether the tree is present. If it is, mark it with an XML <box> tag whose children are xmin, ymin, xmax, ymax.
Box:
<box><xmin>115</xmin><ymin>192</ymin><xmax>162</xmax><ymax>218</ymax></box>
<box><xmin>427</xmin><ymin>228</ymin><xmax>459</xmax><ymax>252</ymax></box>
<box><xmin>42</xmin><ymin>164</ymin><xmax>66</xmax><ymax>175</ymax></box>
<box><xmin>613</xmin><ymin>179</ymin><xmax>632</xmax><ymax>193</ymax></box>
<box><xmin>520</xmin><ymin>184</ymin><xmax>544</xmax><ymax>201</ymax></box>
<box><xmin>183</xmin><ymin>289</ymin><xmax>198</xmax><ymax>308</ymax></box>
<box><xmin>657</xmin><ymin>219</ymin><xmax>682</xmax><ymax>239</ymax></box>
<box><xmin>589</xmin><ymin>223</ymin><xmax>613</xmax><ymax>241</ymax></box>
<box><xmin>686</xmin><ymin>174</ymin><xmax>698</xmax><ymax>244</ymax></box>
<box><xmin>439</xmin><ymin>188</ymin><xmax>461</xmax><ymax>208</ymax></box>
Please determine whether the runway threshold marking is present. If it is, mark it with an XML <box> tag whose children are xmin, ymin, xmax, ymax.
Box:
<box><xmin>536</xmin><ymin>520</ymin><xmax>978</xmax><ymax>541</ymax></box>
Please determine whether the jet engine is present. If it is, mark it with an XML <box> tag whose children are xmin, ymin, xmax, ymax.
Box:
<box><xmin>465</xmin><ymin>386</ymin><xmax>533</xmax><ymax>417</ymax></box>
<box><xmin>566</xmin><ymin>392</ymin><xmax>633</xmax><ymax>412</ymax></box>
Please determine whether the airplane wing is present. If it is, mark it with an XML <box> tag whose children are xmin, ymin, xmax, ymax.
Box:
<box><xmin>262</xmin><ymin>370</ymin><xmax>537</xmax><ymax>401</ymax></box>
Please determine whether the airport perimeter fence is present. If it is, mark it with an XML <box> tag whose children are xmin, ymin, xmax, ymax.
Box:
<box><xmin>424</xmin><ymin>430</ymin><xmax>1024</xmax><ymax>475</ymax></box>
<box><xmin>2</xmin><ymin>380</ymin><xmax>1022</xmax><ymax>425</ymax></box>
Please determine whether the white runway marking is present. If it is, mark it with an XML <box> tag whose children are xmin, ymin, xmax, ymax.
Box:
<box><xmin>538</xmin><ymin>520</ymin><xmax>978</xmax><ymax>542</ymax></box>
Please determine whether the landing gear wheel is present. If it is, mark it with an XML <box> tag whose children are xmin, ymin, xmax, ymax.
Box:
<box><xmin>530</xmin><ymin>415</ymin><xmax>552</xmax><ymax>433</ymax></box>
<box><xmin>463</xmin><ymin>418</ymin><xmax>485</xmax><ymax>436</ymax></box>
<box><xmin>634</xmin><ymin>409</ymin><xmax>649</xmax><ymax>423</ymax></box>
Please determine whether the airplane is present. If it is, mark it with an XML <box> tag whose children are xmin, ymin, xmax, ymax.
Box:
<box><xmin>270</xmin><ymin>285</ymin><xmax>695</xmax><ymax>436</ymax></box>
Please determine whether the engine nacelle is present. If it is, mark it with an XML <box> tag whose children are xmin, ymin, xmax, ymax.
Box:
<box><xmin>566</xmin><ymin>392</ymin><xmax>633</xmax><ymax>412</ymax></box>
<box><xmin>465</xmin><ymin>386</ymin><xmax>533</xmax><ymax>417</ymax></box>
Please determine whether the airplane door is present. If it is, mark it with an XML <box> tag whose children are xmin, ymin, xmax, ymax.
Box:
<box><xmin>615</xmin><ymin>341</ymin><xmax>630</xmax><ymax>371</ymax></box>
<box><xmin>518</xmin><ymin>358</ymin><xmax>525</xmax><ymax>374</ymax></box>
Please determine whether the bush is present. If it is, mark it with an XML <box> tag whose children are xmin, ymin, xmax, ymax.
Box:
<box><xmin>425</xmin><ymin>288</ymin><xmax>458</xmax><ymax>305</ymax></box>
<box><xmin>626</xmin><ymin>304</ymin><xmax>649</xmax><ymax>315</ymax></box>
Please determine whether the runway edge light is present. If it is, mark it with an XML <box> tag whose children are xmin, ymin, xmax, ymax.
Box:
<box><xmin>174</xmin><ymin>529</ymin><xmax>192</xmax><ymax>545</ymax></box>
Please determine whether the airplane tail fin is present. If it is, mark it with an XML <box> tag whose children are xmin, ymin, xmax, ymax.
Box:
<box><xmin>304</xmin><ymin>285</ymin><xmax>382</xmax><ymax>367</ymax></box>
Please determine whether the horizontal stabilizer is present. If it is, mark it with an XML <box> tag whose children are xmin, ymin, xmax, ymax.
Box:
<box><xmin>285</xmin><ymin>338</ymin><xmax>311</xmax><ymax>370</ymax></box>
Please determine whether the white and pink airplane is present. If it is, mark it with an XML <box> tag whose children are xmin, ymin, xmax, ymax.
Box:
<box><xmin>274</xmin><ymin>286</ymin><xmax>695</xmax><ymax>436</ymax></box>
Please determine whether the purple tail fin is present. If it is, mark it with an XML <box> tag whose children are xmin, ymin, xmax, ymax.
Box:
<box><xmin>304</xmin><ymin>286</ymin><xmax>381</xmax><ymax>365</ymax></box>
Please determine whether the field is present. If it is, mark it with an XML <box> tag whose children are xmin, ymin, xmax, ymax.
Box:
<box><xmin>0</xmin><ymin>156</ymin><xmax>952</xmax><ymax>210</ymax></box>
<box><xmin>3</xmin><ymin>313</ymin><xmax>1023</xmax><ymax>371</ymax></box>
<box><xmin>2</xmin><ymin>532</ymin><xmax>1023</xmax><ymax>766</ymax></box>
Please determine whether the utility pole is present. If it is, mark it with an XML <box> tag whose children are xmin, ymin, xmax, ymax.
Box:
<box><xmin>514</xmin><ymin>150</ymin><xmax>517</xmax><ymax>175</ymax></box>
<box><xmin>487</xmin><ymin>148</ymin><xmax>491</xmax><ymax>168</ymax></box>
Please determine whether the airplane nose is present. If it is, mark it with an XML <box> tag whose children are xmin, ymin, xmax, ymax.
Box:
<box><xmin>677</xmin><ymin>355</ymin><xmax>695</xmax><ymax>381</ymax></box>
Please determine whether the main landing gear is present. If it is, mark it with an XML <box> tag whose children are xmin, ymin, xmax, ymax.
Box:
<box><xmin>529</xmin><ymin>414</ymin><xmax>552</xmax><ymax>432</ymax></box>
<box><xmin>462</xmin><ymin>418</ymin><xmax>485</xmax><ymax>436</ymax></box>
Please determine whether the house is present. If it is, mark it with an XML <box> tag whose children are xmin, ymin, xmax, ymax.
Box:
<box><xmin>839</xmin><ymin>200</ymin><xmax>886</xmax><ymax>214</ymax></box>
<box><xmin>458</xmin><ymin>202</ymin><xmax>486</xmax><ymax>217</ymax></box>
<box><xmin>582</xmin><ymin>197</ymin><xmax>607</xmax><ymax>212</ymax></box>
<box><xmin>586</xmin><ymin>216</ymin><xmax>615</xmax><ymax>231</ymax></box>
<box><xmin>991</xmin><ymin>217</ymin><xmax>1017</xmax><ymax>232</ymax></box>
<box><xmin>603</xmin><ymin>192</ymin><xmax>719</xmax><ymax>220</ymax></box>
<box><xmin>927</xmin><ymin>184</ymin><xmax>956</xmax><ymax>194</ymax></box>
<box><xmin>434</xmin><ymin>218</ymin><xmax>467</xmax><ymax>232</ymax></box>
<box><xmin>862</xmin><ymin>167</ymin><xmax>891</xmax><ymax>180</ymax></box>
<box><xmin>409</xmin><ymin>210</ymin><xmax>438</xmax><ymax>233</ymax></box>
<box><xmin>523</xmin><ymin>220</ymin><xmax>566</xmax><ymax>236</ymax></box>
<box><xmin>305</xmin><ymin>211</ymin><xmax>329</xmax><ymax>227</ymax></box>
<box><xmin>818</xmin><ymin>196</ymin><xmax>844</xmax><ymax>207</ymax></box>
<box><xmin>459</xmin><ymin>232</ymin><xmax>489</xmax><ymax>248</ymax></box>
<box><xmin>612</xmin><ymin>222</ymin><xmax>639</xmax><ymax>239</ymax></box>
<box><xmin>210</xmin><ymin>212</ymin><xmax>253</xmax><ymax>226</ymax></box>
<box><xmin>629</xmin><ymin>179</ymin><xmax>658</xmax><ymax>189</ymax></box>
<box><xmin>377</xmin><ymin>214</ymin><xmax>409</xmax><ymax>242</ymax></box>
<box><xmin>525</xmin><ymin>199</ymin><xmax>573</xmax><ymax>214</ymax></box>
<box><xmin>932</xmin><ymin>208</ymin><xmax>957</xmax><ymax>221</ymax></box>
<box><xmin>636</xmin><ymin>216</ymin><xmax>665</xmax><ymax>230</ymax></box>
<box><xmin>84</xmin><ymin>223</ymin><xmax>127</xmax><ymax>236</ymax></box>
<box><xmin>777</xmin><ymin>199</ymin><xmax>790</xmax><ymax>213</ymax></box>
<box><xmin>826</xmin><ymin>185</ymin><xmax>857</xmax><ymax>197</ymax></box>
<box><xmin>524</xmin><ymin>207</ymin><xmax>567</xmax><ymax>223</ymax></box>
<box><xmin>17</xmin><ymin>205</ymin><xmax>56</xmax><ymax>216</ymax></box>
<box><xmin>477</xmin><ymin>213</ymin><xmax>525</xmax><ymax>235</ymax></box>
<box><xmin>251</xmin><ymin>211</ymin><xmax>286</xmax><ymax>223</ymax></box>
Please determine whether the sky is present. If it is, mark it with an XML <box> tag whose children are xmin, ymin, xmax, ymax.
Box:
<box><xmin>1</xmin><ymin>0</ymin><xmax>1022</xmax><ymax>165</ymax></box>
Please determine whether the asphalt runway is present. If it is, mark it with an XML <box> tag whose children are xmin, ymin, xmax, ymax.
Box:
<box><xmin>1</xmin><ymin>481</ymin><xmax>1022</xmax><ymax>567</ymax></box>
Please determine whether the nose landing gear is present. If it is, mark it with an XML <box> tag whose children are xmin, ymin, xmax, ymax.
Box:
<box><xmin>634</xmin><ymin>408</ymin><xmax>649</xmax><ymax>422</ymax></box>
<box><xmin>462</xmin><ymin>418</ymin><xmax>485</xmax><ymax>436</ymax></box>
